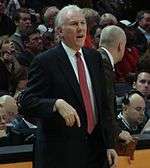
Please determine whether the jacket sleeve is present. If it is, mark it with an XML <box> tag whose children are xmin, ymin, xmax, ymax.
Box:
<box><xmin>19</xmin><ymin>56</ymin><xmax>56</xmax><ymax>119</ymax></box>
<box><xmin>100</xmin><ymin>55</ymin><xmax>121</xmax><ymax>149</ymax></box>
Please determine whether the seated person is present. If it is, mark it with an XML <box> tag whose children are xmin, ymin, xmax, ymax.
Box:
<box><xmin>133</xmin><ymin>69</ymin><xmax>150</xmax><ymax>119</ymax></box>
<box><xmin>0</xmin><ymin>95</ymin><xmax>36</xmax><ymax>146</ymax></box>
<box><xmin>117</xmin><ymin>90</ymin><xmax>145</xmax><ymax>134</ymax></box>
<box><xmin>0</xmin><ymin>95</ymin><xmax>17</xmax><ymax>146</ymax></box>
<box><xmin>0</xmin><ymin>35</ymin><xmax>25</xmax><ymax>96</ymax></box>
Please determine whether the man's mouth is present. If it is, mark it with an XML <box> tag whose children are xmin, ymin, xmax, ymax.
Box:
<box><xmin>76</xmin><ymin>35</ymin><xmax>84</xmax><ymax>38</ymax></box>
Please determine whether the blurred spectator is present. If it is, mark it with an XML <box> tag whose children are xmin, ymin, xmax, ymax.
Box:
<box><xmin>137</xmin><ymin>10</ymin><xmax>150</xmax><ymax>44</ymax></box>
<box><xmin>14</xmin><ymin>68</ymin><xmax>28</xmax><ymax>99</ymax></box>
<box><xmin>0</xmin><ymin>95</ymin><xmax>17</xmax><ymax>145</ymax></box>
<box><xmin>28</xmin><ymin>9</ymin><xmax>42</xmax><ymax>27</ymax></box>
<box><xmin>82</xmin><ymin>8</ymin><xmax>100</xmax><ymax>48</ymax></box>
<box><xmin>0</xmin><ymin>35</ymin><xmax>23</xmax><ymax>95</ymax></box>
<box><xmin>90</xmin><ymin>25</ymin><xmax>102</xmax><ymax>49</ymax></box>
<box><xmin>133</xmin><ymin>70</ymin><xmax>150</xmax><ymax>119</ymax></box>
<box><xmin>5</xmin><ymin>0</ymin><xmax>21</xmax><ymax>19</ymax></box>
<box><xmin>117</xmin><ymin>90</ymin><xmax>145</xmax><ymax>134</ymax></box>
<box><xmin>99</xmin><ymin>13</ymin><xmax>118</xmax><ymax>28</ymax></box>
<box><xmin>42</xmin><ymin>30</ymin><xmax>56</xmax><ymax>50</ymax></box>
<box><xmin>0</xmin><ymin>0</ymin><xmax>16</xmax><ymax>36</ymax></box>
<box><xmin>37</xmin><ymin>6</ymin><xmax>59</xmax><ymax>34</ymax></box>
<box><xmin>131</xmin><ymin>10</ymin><xmax>150</xmax><ymax>54</ymax></box>
<box><xmin>133</xmin><ymin>70</ymin><xmax>150</xmax><ymax>101</ymax></box>
<box><xmin>115</xmin><ymin>22</ymin><xmax>140</xmax><ymax>83</ymax></box>
<box><xmin>0</xmin><ymin>95</ymin><xmax>36</xmax><ymax>146</ymax></box>
<box><xmin>0</xmin><ymin>36</ymin><xmax>25</xmax><ymax>96</ymax></box>
<box><xmin>16</xmin><ymin>26</ymin><xmax>43</xmax><ymax>67</ymax></box>
<box><xmin>11</xmin><ymin>8</ymin><xmax>32</xmax><ymax>55</ymax></box>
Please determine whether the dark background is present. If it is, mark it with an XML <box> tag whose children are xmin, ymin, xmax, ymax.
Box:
<box><xmin>29</xmin><ymin>0</ymin><xmax>149</xmax><ymax>21</ymax></box>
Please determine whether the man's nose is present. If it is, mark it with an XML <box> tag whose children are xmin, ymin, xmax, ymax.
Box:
<box><xmin>26</xmin><ymin>20</ymin><xmax>31</xmax><ymax>25</ymax></box>
<box><xmin>0</xmin><ymin>116</ymin><xmax>6</xmax><ymax>124</ymax></box>
<box><xmin>77</xmin><ymin>23</ymin><xmax>84</xmax><ymax>30</ymax></box>
<box><xmin>144</xmin><ymin>82</ymin><xmax>149</xmax><ymax>87</ymax></box>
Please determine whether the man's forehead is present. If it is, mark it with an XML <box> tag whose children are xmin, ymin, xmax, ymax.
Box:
<box><xmin>30</xmin><ymin>33</ymin><xmax>40</xmax><ymax>39</ymax></box>
<box><xmin>144</xmin><ymin>13</ymin><xmax>150</xmax><ymax>18</ymax></box>
<box><xmin>66</xmin><ymin>10</ymin><xmax>85</xmax><ymax>18</ymax></box>
<box><xmin>138</xmin><ymin>72</ymin><xmax>150</xmax><ymax>80</ymax></box>
<box><xmin>20</xmin><ymin>12</ymin><xmax>31</xmax><ymax>18</ymax></box>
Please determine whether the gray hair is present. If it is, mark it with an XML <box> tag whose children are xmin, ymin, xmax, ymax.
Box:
<box><xmin>100</xmin><ymin>13</ymin><xmax>118</xmax><ymax>26</ymax></box>
<box><xmin>99</xmin><ymin>25</ymin><xmax>126</xmax><ymax>48</ymax></box>
<box><xmin>81</xmin><ymin>8</ymin><xmax>100</xmax><ymax>26</ymax></box>
<box><xmin>55</xmin><ymin>5</ymin><xmax>82</xmax><ymax>28</ymax></box>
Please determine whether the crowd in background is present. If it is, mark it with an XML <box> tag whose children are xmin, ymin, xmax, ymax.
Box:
<box><xmin>0</xmin><ymin>0</ymin><xmax>150</xmax><ymax>149</ymax></box>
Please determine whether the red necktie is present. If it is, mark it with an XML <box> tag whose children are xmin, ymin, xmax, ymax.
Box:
<box><xmin>76</xmin><ymin>51</ymin><xmax>95</xmax><ymax>134</ymax></box>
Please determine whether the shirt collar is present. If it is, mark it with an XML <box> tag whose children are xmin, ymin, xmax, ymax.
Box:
<box><xmin>101</xmin><ymin>47</ymin><xmax>115</xmax><ymax>70</ymax></box>
<box><xmin>138</xmin><ymin>26</ymin><xmax>146</xmax><ymax>34</ymax></box>
<box><xmin>61</xmin><ymin>41</ymin><xmax>83</xmax><ymax>57</ymax></box>
<box><xmin>118</xmin><ymin>113</ymin><xmax>137</xmax><ymax>131</ymax></box>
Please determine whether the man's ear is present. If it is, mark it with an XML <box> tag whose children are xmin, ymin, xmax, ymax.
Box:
<box><xmin>122</xmin><ymin>104</ymin><xmax>128</xmax><ymax>113</ymax></box>
<box><xmin>15</xmin><ymin>21</ymin><xmax>19</xmax><ymax>27</ymax></box>
<box><xmin>133</xmin><ymin>82</ymin><xmax>136</xmax><ymax>89</ymax></box>
<box><xmin>55</xmin><ymin>27</ymin><xmax>63</xmax><ymax>38</ymax></box>
<box><xmin>118</xmin><ymin>41</ymin><xmax>122</xmax><ymax>52</ymax></box>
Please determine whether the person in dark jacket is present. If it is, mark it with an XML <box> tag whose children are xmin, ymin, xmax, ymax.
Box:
<box><xmin>19</xmin><ymin>5</ymin><xmax>119</xmax><ymax>168</ymax></box>
<box><xmin>117</xmin><ymin>90</ymin><xmax>145</xmax><ymax>134</ymax></box>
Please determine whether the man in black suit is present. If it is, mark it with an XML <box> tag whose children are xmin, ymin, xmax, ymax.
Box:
<box><xmin>19</xmin><ymin>5</ymin><xmax>118</xmax><ymax>168</ymax></box>
<box><xmin>98</xmin><ymin>25</ymin><xmax>127</xmax><ymax>118</ymax></box>
<box><xmin>98</xmin><ymin>25</ymin><xmax>134</xmax><ymax>144</ymax></box>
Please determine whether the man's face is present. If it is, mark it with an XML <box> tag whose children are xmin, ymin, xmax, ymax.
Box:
<box><xmin>139</xmin><ymin>13</ymin><xmax>150</xmax><ymax>33</ymax></box>
<box><xmin>59</xmin><ymin>10</ymin><xmax>87</xmax><ymax>51</ymax></box>
<box><xmin>0</xmin><ymin>0</ymin><xmax>5</xmax><ymax>16</ymax></box>
<box><xmin>125</xmin><ymin>94</ymin><xmax>145</xmax><ymax>125</ymax></box>
<box><xmin>28</xmin><ymin>33</ymin><xmax>43</xmax><ymax>53</ymax></box>
<box><xmin>0</xmin><ymin>105</ymin><xmax>7</xmax><ymax>130</ymax></box>
<box><xmin>94</xmin><ymin>27</ymin><xmax>102</xmax><ymax>49</ymax></box>
<box><xmin>18</xmin><ymin>12</ymin><xmax>32</xmax><ymax>32</ymax></box>
<box><xmin>2</xmin><ymin>39</ymin><xmax>15</xmax><ymax>63</ymax></box>
<box><xmin>134</xmin><ymin>72</ymin><xmax>150</xmax><ymax>98</ymax></box>
<box><xmin>47</xmin><ymin>9</ymin><xmax>59</xmax><ymax>28</ymax></box>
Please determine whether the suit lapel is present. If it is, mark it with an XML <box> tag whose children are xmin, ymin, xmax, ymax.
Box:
<box><xmin>55</xmin><ymin>44</ymin><xmax>84</xmax><ymax>106</ymax></box>
<box><xmin>100</xmin><ymin>48</ymin><xmax>116</xmax><ymax>81</ymax></box>
<box><xmin>82</xmin><ymin>48</ymin><xmax>103</xmax><ymax>114</ymax></box>
<box><xmin>83</xmin><ymin>48</ymin><xmax>101</xmax><ymax>90</ymax></box>
<box><xmin>100</xmin><ymin>48</ymin><xmax>114</xmax><ymax>71</ymax></box>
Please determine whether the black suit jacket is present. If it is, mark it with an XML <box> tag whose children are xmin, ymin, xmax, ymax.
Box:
<box><xmin>20</xmin><ymin>44</ymin><xmax>117</xmax><ymax>168</ymax></box>
<box><xmin>99</xmin><ymin>48</ymin><xmax>121</xmax><ymax>135</ymax></box>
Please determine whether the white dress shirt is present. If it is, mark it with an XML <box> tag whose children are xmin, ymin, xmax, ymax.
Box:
<box><xmin>101</xmin><ymin>47</ymin><xmax>115</xmax><ymax>71</ymax></box>
<box><xmin>61</xmin><ymin>42</ymin><xmax>97</xmax><ymax>123</ymax></box>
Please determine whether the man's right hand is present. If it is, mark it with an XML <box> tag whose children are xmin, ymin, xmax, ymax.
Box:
<box><xmin>119</xmin><ymin>130</ymin><xmax>134</xmax><ymax>144</ymax></box>
<box><xmin>54</xmin><ymin>99</ymin><xmax>81</xmax><ymax>127</ymax></box>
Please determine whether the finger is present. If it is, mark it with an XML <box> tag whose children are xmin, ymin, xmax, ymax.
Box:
<box><xmin>113</xmin><ymin>153</ymin><xmax>118</xmax><ymax>168</ymax></box>
<box><xmin>107</xmin><ymin>151</ymin><xmax>112</xmax><ymax>166</ymax></box>
<box><xmin>68</xmin><ymin>114</ymin><xmax>75</xmax><ymax>126</ymax></box>
<box><xmin>65</xmin><ymin>114</ymin><xmax>75</xmax><ymax>127</ymax></box>
<box><xmin>74</xmin><ymin>112</ymin><xmax>81</xmax><ymax>127</ymax></box>
<box><xmin>65</xmin><ymin>117</ymin><xmax>71</xmax><ymax>127</ymax></box>
<box><xmin>126</xmin><ymin>136</ymin><xmax>135</xmax><ymax>144</ymax></box>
